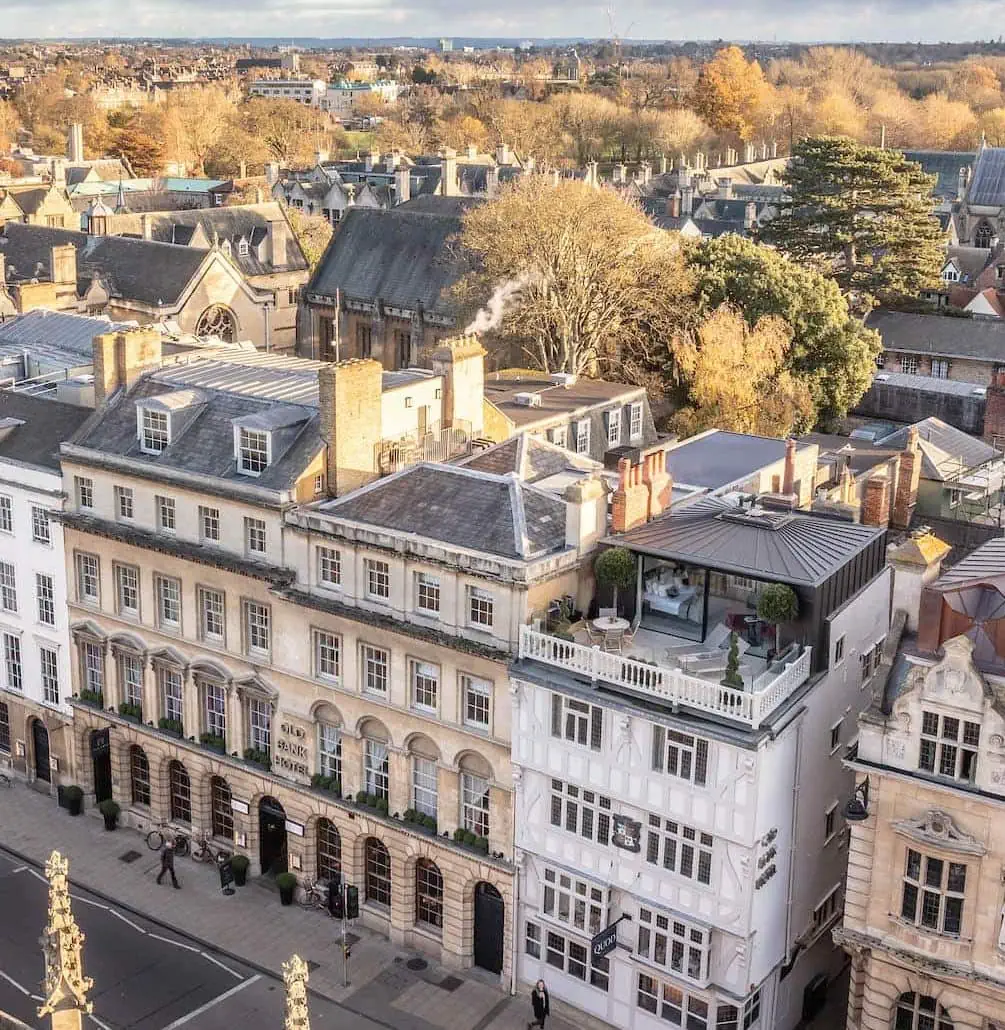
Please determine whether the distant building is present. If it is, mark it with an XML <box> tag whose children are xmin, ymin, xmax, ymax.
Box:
<box><xmin>248</xmin><ymin>79</ymin><xmax>326</xmax><ymax>106</ymax></box>
<box><xmin>320</xmin><ymin>80</ymin><xmax>399</xmax><ymax>117</ymax></box>
<box><xmin>439</xmin><ymin>38</ymin><xmax>454</xmax><ymax>52</ymax></box>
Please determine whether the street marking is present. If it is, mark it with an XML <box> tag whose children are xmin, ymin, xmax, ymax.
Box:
<box><xmin>70</xmin><ymin>893</ymin><xmax>109</xmax><ymax>910</ymax></box>
<box><xmin>109</xmin><ymin>908</ymin><xmax>146</xmax><ymax>932</ymax></box>
<box><xmin>88</xmin><ymin>1012</ymin><xmax>114</xmax><ymax>1030</ymax></box>
<box><xmin>198</xmin><ymin>951</ymin><xmax>243</xmax><ymax>980</ymax></box>
<box><xmin>148</xmin><ymin>932</ymin><xmax>200</xmax><ymax>952</ymax></box>
<box><xmin>0</xmin><ymin>969</ymin><xmax>30</xmax><ymax>996</ymax></box>
<box><xmin>160</xmin><ymin>974</ymin><xmax>261</xmax><ymax>1028</ymax></box>
<box><xmin>11</xmin><ymin>865</ymin><xmax>26</xmax><ymax>873</ymax></box>
<box><xmin>24</xmin><ymin>868</ymin><xmax>47</xmax><ymax>884</ymax></box>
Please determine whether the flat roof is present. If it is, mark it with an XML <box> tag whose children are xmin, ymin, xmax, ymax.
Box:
<box><xmin>484</xmin><ymin>373</ymin><xmax>643</xmax><ymax>427</ymax></box>
<box><xmin>665</xmin><ymin>430</ymin><xmax>809</xmax><ymax>491</ymax></box>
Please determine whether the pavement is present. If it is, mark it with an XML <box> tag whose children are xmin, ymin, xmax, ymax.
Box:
<box><xmin>0</xmin><ymin>781</ymin><xmax>602</xmax><ymax>1030</ymax></box>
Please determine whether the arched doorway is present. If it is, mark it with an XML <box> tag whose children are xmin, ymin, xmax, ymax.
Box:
<box><xmin>90</xmin><ymin>729</ymin><xmax>112</xmax><ymax>803</ymax></box>
<box><xmin>259</xmin><ymin>796</ymin><xmax>287</xmax><ymax>876</ymax></box>
<box><xmin>473</xmin><ymin>881</ymin><xmax>504</xmax><ymax>974</ymax></box>
<box><xmin>31</xmin><ymin>719</ymin><xmax>50</xmax><ymax>782</ymax></box>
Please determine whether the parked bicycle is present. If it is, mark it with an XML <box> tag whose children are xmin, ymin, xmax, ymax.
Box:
<box><xmin>191</xmin><ymin>833</ymin><xmax>231</xmax><ymax>865</ymax></box>
<box><xmin>145</xmin><ymin>821</ymin><xmax>190</xmax><ymax>857</ymax></box>
<box><xmin>298</xmin><ymin>877</ymin><xmax>329</xmax><ymax>911</ymax></box>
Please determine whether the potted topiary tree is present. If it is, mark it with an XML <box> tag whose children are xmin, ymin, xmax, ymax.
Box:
<box><xmin>594</xmin><ymin>547</ymin><xmax>636</xmax><ymax>616</ymax></box>
<box><xmin>98</xmin><ymin>798</ymin><xmax>120</xmax><ymax>831</ymax></box>
<box><xmin>230</xmin><ymin>854</ymin><xmax>250</xmax><ymax>887</ymax></box>
<box><xmin>720</xmin><ymin>632</ymin><xmax>744</xmax><ymax>689</ymax></box>
<box><xmin>64</xmin><ymin>785</ymin><xmax>84</xmax><ymax>816</ymax></box>
<box><xmin>275</xmin><ymin>871</ymin><xmax>297</xmax><ymax>906</ymax></box>
<box><xmin>757</xmin><ymin>583</ymin><xmax>800</xmax><ymax>657</ymax></box>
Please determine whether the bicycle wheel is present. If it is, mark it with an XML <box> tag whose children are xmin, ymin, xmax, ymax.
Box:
<box><xmin>174</xmin><ymin>836</ymin><xmax>190</xmax><ymax>858</ymax></box>
<box><xmin>191</xmin><ymin>843</ymin><xmax>209</xmax><ymax>863</ymax></box>
<box><xmin>146</xmin><ymin>829</ymin><xmax>164</xmax><ymax>851</ymax></box>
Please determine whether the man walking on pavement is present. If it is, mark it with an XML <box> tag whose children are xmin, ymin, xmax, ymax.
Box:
<box><xmin>156</xmin><ymin>840</ymin><xmax>180</xmax><ymax>888</ymax></box>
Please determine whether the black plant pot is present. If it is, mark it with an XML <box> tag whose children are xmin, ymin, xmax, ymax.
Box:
<box><xmin>279</xmin><ymin>885</ymin><xmax>295</xmax><ymax>906</ymax></box>
<box><xmin>233</xmin><ymin>865</ymin><xmax>248</xmax><ymax>887</ymax></box>
<box><xmin>67</xmin><ymin>797</ymin><xmax>83</xmax><ymax>816</ymax></box>
<box><xmin>102</xmin><ymin>814</ymin><xmax>117</xmax><ymax>831</ymax></box>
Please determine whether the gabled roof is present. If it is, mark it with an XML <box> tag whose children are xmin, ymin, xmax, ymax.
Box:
<box><xmin>903</xmin><ymin>150</ymin><xmax>975</xmax><ymax>199</ymax></box>
<box><xmin>0</xmin><ymin>222</ymin><xmax>208</xmax><ymax>307</ymax></box>
<box><xmin>945</xmin><ymin>245</ymin><xmax>992</xmax><ymax>282</ymax></box>
<box><xmin>966</xmin><ymin>146</ymin><xmax>1005</xmax><ymax>207</ymax></box>
<box><xmin>318</xmin><ymin>463</ymin><xmax>568</xmax><ymax>560</ymax></box>
<box><xmin>877</xmin><ymin>417</ymin><xmax>1002</xmax><ymax>480</ymax></box>
<box><xmin>307</xmin><ymin>207</ymin><xmax>464</xmax><ymax>316</ymax></box>
<box><xmin>867</xmin><ymin>309</ymin><xmax>1005</xmax><ymax>363</ymax></box>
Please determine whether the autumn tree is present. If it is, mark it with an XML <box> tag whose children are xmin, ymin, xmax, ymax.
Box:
<box><xmin>669</xmin><ymin>307</ymin><xmax>814</xmax><ymax>439</ymax></box>
<box><xmin>685</xmin><ymin>234</ymin><xmax>881</xmax><ymax>425</ymax></box>
<box><xmin>760</xmin><ymin>136</ymin><xmax>944</xmax><ymax>307</ymax></box>
<box><xmin>162</xmin><ymin>86</ymin><xmax>235</xmax><ymax>175</ymax></box>
<box><xmin>456</xmin><ymin>177</ymin><xmax>690</xmax><ymax>375</ymax></box>
<box><xmin>692</xmin><ymin>46</ymin><xmax>771</xmax><ymax>140</ymax></box>
<box><xmin>241</xmin><ymin>98</ymin><xmax>338</xmax><ymax>165</ymax></box>
<box><xmin>109</xmin><ymin>123</ymin><xmax>163</xmax><ymax>176</ymax></box>
<box><xmin>0</xmin><ymin>101</ymin><xmax>18</xmax><ymax>153</ymax></box>
<box><xmin>285</xmin><ymin>204</ymin><xmax>333</xmax><ymax>271</ymax></box>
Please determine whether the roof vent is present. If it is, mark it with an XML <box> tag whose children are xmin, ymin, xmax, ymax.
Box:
<box><xmin>513</xmin><ymin>391</ymin><xmax>542</xmax><ymax>407</ymax></box>
<box><xmin>874</xmin><ymin>373</ymin><xmax>890</xmax><ymax>382</ymax></box>
<box><xmin>549</xmin><ymin>372</ymin><xmax>577</xmax><ymax>388</ymax></box>
<box><xmin>972</xmin><ymin>386</ymin><xmax>987</xmax><ymax>396</ymax></box>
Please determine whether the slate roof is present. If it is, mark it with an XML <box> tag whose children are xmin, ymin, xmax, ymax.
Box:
<box><xmin>307</xmin><ymin>207</ymin><xmax>464</xmax><ymax>316</ymax></box>
<box><xmin>876</xmin><ymin>417</ymin><xmax>1001</xmax><ymax>479</ymax></box>
<box><xmin>0</xmin><ymin>391</ymin><xmax>91</xmax><ymax>472</ymax></box>
<box><xmin>945</xmin><ymin>245</ymin><xmax>993</xmax><ymax>282</ymax></box>
<box><xmin>867</xmin><ymin>309</ymin><xmax>1005</xmax><ymax>362</ymax></box>
<box><xmin>484</xmin><ymin>373</ymin><xmax>645</xmax><ymax>427</ymax></box>
<box><xmin>70</xmin><ymin>371</ymin><xmax>322</xmax><ymax>494</ymax></box>
<box><xmin>0</xmin><ymin>309</ymin><xmax>133</xmax><ymax>358</ymax></box>
<box><xmin>665</xmin><ymin>431</ymin><xmax>809</xmax><ymax>491</ymax></box>
<box><xmin>866</xmin><ymin>371</ymin><xmax>987</xmax><ymax>397</ymax></box>
<box><xmin>0</xmin><ymin>222</ymin><xmax>207</xmax><ymax>307</ymax></box>
<box><xmin>318</xmin><ymin>463</ymin><xmax>568</xmax><ymax>560</ymax></box>
<box><xmin>105</xmin><ymin>203</ymin><xmax>308</xmax><ymax>276</ymax></box>
<box><xmin>612</xmin><ymin>494</ymin><xmax>885</xmax><ymax>586</ymax></box>
<box><xmin>460</xmin><ymin>433</ymin><xmax>600</xmax><ymax>482</ymax></box>
<box><xmin>903</xmin><ymin>150</ymin><xmax>975</xmax><ymax>199</ymax></box>
<box><xmin>966</xmin><ymin>147</ymin><xmax>1005</xmax><ymax>207</ymax></box>
<box><xmin>397</xmin><ymin>195</ymin><xmax>485</xmax><ymax>215</ymax></box>
<box><xmin>800</xmin><ymin>432</ymin><xmax>899</xmax><ymax>478</ymax></box>
<box><xmin>930</xmin><ymin>535</ymin><xmax>1005</xmax><ymax>585</ymax></box>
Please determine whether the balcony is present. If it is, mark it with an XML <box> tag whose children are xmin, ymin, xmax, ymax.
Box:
<box><xmin>375</xmin><ymin>419</ymin><xmax>472</xmax><ymax>474</ymax></box>
<box><xmin>518</xmin><ymin>625</ymin><xmax>812</xmax><ymax>729</ymax></box>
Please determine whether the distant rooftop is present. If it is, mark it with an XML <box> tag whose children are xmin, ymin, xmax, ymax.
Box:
<box><xmin>484</xmin><ymin>371</ymin><xmax>644</xmax><ymax>427</ymax></box>
<box><xmin>664</xmin><ymin>430</ymin><xmax>809</xmax><ymax>491</ymax></box>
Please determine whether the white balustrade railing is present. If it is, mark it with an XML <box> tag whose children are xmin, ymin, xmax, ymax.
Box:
<box><xmin>518</xmin><ymin>626</ymin><xmax>812</xmax><ymax>729</ymax></box>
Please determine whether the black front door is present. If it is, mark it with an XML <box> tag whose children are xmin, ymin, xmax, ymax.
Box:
<box><xmin>90</xmin><ymin>729</ymin><xmax>112</xmax><ymax>803</ymax></box>
<box><xmin>473</xmin><ymin>882</ymin><xmax>504</xmax><ymax>974</ymax></box>
<box><xmin>259</xmin><ymin>796</ymin><xmax>288</xmax><ymax>876</ymax></box>
<box><xmin>32</xmin><ymin>719</ymin><xmax>50</xmax><ymax>783</ymax></box>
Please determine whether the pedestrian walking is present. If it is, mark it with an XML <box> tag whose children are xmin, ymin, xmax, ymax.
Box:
<box><xmin>528</xmin><ymin>979</ymin><xmax>549</xmax><ymax>1029</ymax></box>
<box><xmin>156</xmin><ymin>840</ymin><xmax>180</xmax><ymax>889</ymax></box>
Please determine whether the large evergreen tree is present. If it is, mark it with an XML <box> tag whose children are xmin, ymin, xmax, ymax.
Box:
<box><xmin>759</xmin><ymin>136</ymin><xmax>944</xmax><ymax>307</ymax></box>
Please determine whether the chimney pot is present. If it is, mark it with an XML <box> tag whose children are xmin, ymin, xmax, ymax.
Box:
<box><xmin>782</xmin><ymin>438</ymin><xmax>797</xmax><ymax>496</ymax></box>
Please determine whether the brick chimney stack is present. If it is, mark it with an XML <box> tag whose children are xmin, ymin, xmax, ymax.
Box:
<box><xmin>394</xmin><ymin>166</ymin><xmax>411</xmax><ymax>205</ymax></box>
<box><xmin>318</xmin><ymin>358</ymin><xmax>383</xmax><ymax>496</ymax></box>
<box><xmin>891</xmin><ymin>426</ymin><xmax>922</xmax><ymax>530</ymax></box>
<box><xmin>743</xmin><ymin>202</ymin><xmax>756</xmax><ymax>231</ymax></box>
<box><xmin>782</xmin><ymin>438</ymin><xmax>797</xmax><ymax>496</ymax></box>
<box><xmin>861</xmin><ymin>474</ymin><xmax>891</xmax><ymax>528</ymax></box>
<box><xmin>611</xmin><ymin>458</ymin><xmax>650</xmax><ymax>534</ymax></box>
<box><xmin>642</xmin><ymin>449</ymin><xmax>672</xmax><ymax>520</ymax></box>
<box><xmin>50</xmin><ymin>244</ymin><xmax>76</xmax><ymax>286</ymax></box>
<box><xmin>440</xmin><ymin>148</ymin><xmax>458</xmax><ymax>197</ymax></box>
<box><xmin>92</xmin><ymin>327</ymin><xmax>162</xmax><ymax>407</ymax></box>
<box><xmin>984</xmin><ymin>369</ymin><xmax>1005</xmax><ymax>444</ymax></box>
<box><xmin>431</xmin><ymin>334</ymin><xmax>485</xmax><ymax>436</ymax></box>
<box><xmin>666</xmin><ymin>191</ymin><xmax>681</xmax><ymax>218</ymax></box>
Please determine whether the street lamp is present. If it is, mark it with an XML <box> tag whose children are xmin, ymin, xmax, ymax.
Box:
<box><xmin>844</xmin><ymin>778</ymin><xmax>870</xmax><ymax>822</ymax></box>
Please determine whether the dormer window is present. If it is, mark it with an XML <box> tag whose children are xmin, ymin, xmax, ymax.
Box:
<box><xmin>238</xmin><ymin>238</ymin><xmax>249</xmax><ymax>257</ymax></box>
<box><xmin>919</xmin><ymin>711</ymin><xmax>980</xmax><ymax>782</ymax></box>
<box><xmin>237</xmin><ymin>427</ymin><xmax>270</xmax><ymax>475</ymax></box>
<box><xmin>139</xmin><ymin>408</ymin><xmax>169</xmax><ymax>454</ymax></box>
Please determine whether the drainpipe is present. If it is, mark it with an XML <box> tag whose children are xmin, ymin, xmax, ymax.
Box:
<box><xmin>782</xmin><ymin>714</ymin><xmax>804</xmax><ymax>978</ymax></box>
<box><xmin>510</xmin><ymin>765</ymin><xmax>523</xmax><ymax>996</ymax></box>
<box><xmin>265</xmin><ymin>302</ymin><xmax>272</xmax><ymax>352</ymax></box>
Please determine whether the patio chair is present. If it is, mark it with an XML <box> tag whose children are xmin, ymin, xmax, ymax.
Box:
<box><xmin>598</xmin><ymin>607</ymin><xmax>617</xmax><ymax>620</ymax></box>
<box><xmin>602</xmin><ymin>629</ymin><xmax>624</xmax><ymax>653</ymax></box>
<box><xmin>584</xmin><ymin>622</ymin><xmax>604</xmax><ymax>645</ymax></box>
<box><xmin>621</xmin><ymin>614</ymin><xmax>641</xmax><ymax>649</ymax></box>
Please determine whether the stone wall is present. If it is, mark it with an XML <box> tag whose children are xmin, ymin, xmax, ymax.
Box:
<box><xmin>854</xmin><ymin>380</ymin><xmax>986</xmax><ymax>435</ymax></box>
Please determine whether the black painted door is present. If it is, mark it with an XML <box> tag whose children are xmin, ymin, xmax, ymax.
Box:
<box><xmin>473</xmin><ymin>882</ymin><xmax>504</xmax><ymax>974</ymax></box>
<box><xmin>32</xmin><ymin>720</ymin><xmax>50</xmax><ymax>782</ymax></box>
<box><xmin>91</xmin><ymin>729</ymin><xmax>112</xmax><ymax>803</ymax></box>
<box><xmin>258</xmin><ymin>797</ymin><xmax>288</xmax><ymax>875</ymax></box>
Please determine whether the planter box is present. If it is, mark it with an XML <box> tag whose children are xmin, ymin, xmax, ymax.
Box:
<box><xmin>200</xmin><ymin>739</ymin><xmax>226</xmax><ymax>755</ymax></box>
<box><xmin>160</xmin><ymin>727</ymin><xmax>183</xmax><ymax>740</ymax></box>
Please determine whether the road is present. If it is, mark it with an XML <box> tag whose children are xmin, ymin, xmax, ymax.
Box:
<box><xmin>0</xmin><ymin>848</ymin><xmax>377</xmax><ymax>1029</ymax></box>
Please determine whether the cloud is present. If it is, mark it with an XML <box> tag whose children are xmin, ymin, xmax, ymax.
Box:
<box><xmin>2</xmin><ymin>0</ymin><xmax>1004</xmax><ymax>39</ymax></box>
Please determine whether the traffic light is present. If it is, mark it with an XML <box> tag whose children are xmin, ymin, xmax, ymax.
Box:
<box><xmin>345</xmin><ymin>885</ymin><xmax>360</xmax><ymax>919</ymax></box>
<box><xmin>328</xmin><ymin>883</ymin><xmax>344</xmax><ymax>919</ymax></box>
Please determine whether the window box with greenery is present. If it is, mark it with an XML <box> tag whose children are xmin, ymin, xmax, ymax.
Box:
<box><xmin>243</xmin><ymin>747</ymin><xmax>271</xmax><ymax>771</ymax></box>
<box><xmin>230</xmin><ymin>854</ymin><xmax>250</xmax><ymax>886</ymax></box>
<box><xmin>310</xmin><ymin>774</ymin><xmax>342</xmax><ymax>798</ymax></box>
<box><xmin>275</xmin><ymin>871</ymin><xmax>297</xmax><ymax>906</ymax></box>
<box><xmin>199</xmin><ymin>733</ymin><xmax>226</xmax><ymax>755</ymax></box>
<box><xmin>452</xmin><ymin>827</ymin><xmax>489</xmax><ymax>854</ymax></box>
<box><xmin>355</xmin><ymin>791</ymin><xmax>389</xmax><ymax>816</ymax></box>
<box><xmin>118</xmin><ymin>701</ymin><xmax>142</xmax><ymax>722</ymax></box>
<box><xmin>158</xmin><ymin>717</ymin><xmax>184</xmax><ymax>738</ymax></box>
<box><xmin>63</xmin><ymin>785</ymin><xmax>84</xmax><ymax>817</ymax></box>
<box><xmin>402</xmin><ymin>809</ymin><xmax>438</xmax><ymax>835</ymax></box>
<box><xmin>594</xmin><ymin>547</ymin><xmax>636</xmax><ymax>615</ymax></box>
<box><xmin>756</xmin><ymin>583</ymin><xmax>800</xmax><ymax>657</ymax></box>
<box><xmin>98</xmin><ymin>798</ymin><xmax>120</xmax><ymax>831</ymax></box>
<box><xmin>79</xmin><ymin>688</ymin><xmax>104</xmax><ymax>708</ymax></box>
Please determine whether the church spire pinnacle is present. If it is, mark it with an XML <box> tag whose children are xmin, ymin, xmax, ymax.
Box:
<box><xmin>282</xmin><ymin>954</ymin><xmax>310</xmax><ymax>1030</ymax></box>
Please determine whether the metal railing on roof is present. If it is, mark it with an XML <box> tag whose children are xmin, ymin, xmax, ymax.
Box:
<box><xmin>376</xmin><ymin>420</ymin><xmax>472</xmax><ymax>474</ymax></box>
<box><xmin>517</xmin><ymin>625</ymin><xmax>811</xmax><ymax>729</ymax></box>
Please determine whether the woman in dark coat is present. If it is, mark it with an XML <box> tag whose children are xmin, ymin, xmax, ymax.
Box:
<box><xmin>529</xmin><ymin>980</ymin><xmax>550</xmax><ymax>1029</ymax></box>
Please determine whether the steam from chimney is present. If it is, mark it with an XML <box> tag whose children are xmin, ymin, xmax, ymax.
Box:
<box><xmin>464</xmin><ymin>271</ymin><xmax>535</xmax><ymax>334</ymax></box>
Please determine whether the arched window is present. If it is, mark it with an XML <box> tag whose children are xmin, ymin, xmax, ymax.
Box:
<box><xmin>129</xmin><ymin>745</ymin><xmax>150</xmax><ymax>806</ymax></box>
<box><xmin>894</xmin><ymin>993</ymin><xmax>953</xmax><ymax>1030</ymax></box>
<box><xmin>195</xmin><ymin>305</ymin><xmax>237</xmax><ymax>343</ymax></box>
<box><xmin>364</xmin><ymin>837</ymin><xmax>391</xmax><ymax>907</ymax></box>
<box><xmin>168</xmin><ymin>760</ymin><xmax>191</xmax><ymax>823</ymax></box>
<box><xmin>316</xmin><ymin>818</ymin><xmax>341</xmax><ymax>882</ymax></box>
<box><xmin>415</xmin><ymin>859</ymin><xmax>443</xmax><ymax>929</ymax></box>
<box><xmin>210</xmin><ymin>776</ymin><xmax>233</xmax><ymax>840</ymax></box>
<box><xmin>975</xmin><ymin>222</ymin><xmax>994</xmax><ymax>249</ymax></box>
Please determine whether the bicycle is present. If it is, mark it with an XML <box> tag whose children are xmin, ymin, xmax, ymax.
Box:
<box><xmin>298</xmin><ymin>877</ymin><xmax>329</xmax><ymax>911</ymax></box>
<box><xmin>0</xmin><ymin>757</ymin><xmax>13</xmax><ymax>787</ymax></box>
<box><xmin>191</xmin><ymin>833</ymin><xmax>231</xmax><ymax>865</ymax></box>
<box><xmin>145</xmin><ymin>821</ymin><xmax>190</xmax><ymax>857</ymax></box>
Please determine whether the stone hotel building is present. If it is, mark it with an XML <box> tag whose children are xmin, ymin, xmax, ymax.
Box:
<box><xmin>57</xmin><ymin>327</ymin><xmax>605</xmax><ymax>979</ymax></box>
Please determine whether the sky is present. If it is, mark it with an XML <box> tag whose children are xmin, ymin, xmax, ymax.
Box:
<box><xmin>2</xmin><ymin>0</ymin><xmax>1004</xmax><ymax>44</ymax></box>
